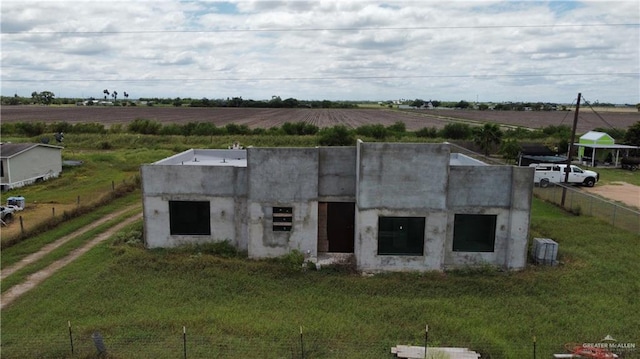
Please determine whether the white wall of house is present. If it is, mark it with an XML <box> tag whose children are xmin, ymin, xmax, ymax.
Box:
<box><xmin>1</xmin><ymin>145</ymin><xmax>62</xmax><ymax>190</ymax></box>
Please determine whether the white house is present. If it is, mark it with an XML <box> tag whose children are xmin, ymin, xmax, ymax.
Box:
<box><xmin>141</xmin><ymin>141</ymin><xmax>534</xmax><ymax>272</ymax></box>
<box><xmin>0</xmin><ymin>143</ymin><xmax>63</xmax><ymax>191</ymax></box>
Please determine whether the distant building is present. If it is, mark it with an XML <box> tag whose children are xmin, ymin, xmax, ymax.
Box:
<box><xmin>141</xmin><ymin>142</ymin><xmax>534</xmax><ymax>272</ymax></box>
<box><xmin>576</xmin><ymin>131</ymin><xmax>638</xmax><ymax>167</ymax></box>
<box><xmin>0</xmin><ymin>143</ymin><xmax>63</xmax><ymax>191</ymax></box>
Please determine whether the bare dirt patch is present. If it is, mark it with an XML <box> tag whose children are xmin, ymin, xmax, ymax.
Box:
<box><xmin>1</xmin><ymin>203</ymin><xmax>77</xmax><ymax>241</ymax></box>
<box><xmin>583</xmin><ymin>182</ymin><xmax>640</xmax><ymax>210</ymax></box>
<box><xmin>3</xmin><ymin>106</ymin><xmax>638</xmax><ymax>132</ymax></box>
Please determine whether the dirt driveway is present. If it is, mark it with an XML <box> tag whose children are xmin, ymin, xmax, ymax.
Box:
<box><xmin>582</xmin><ymin>182</ymin><xmax>640</xmax><ymax>210</ymax></box>
<box><xmin>1</xmin><ymin>207</ymin><xmax>142</xmax><ymax>309</ymax></box>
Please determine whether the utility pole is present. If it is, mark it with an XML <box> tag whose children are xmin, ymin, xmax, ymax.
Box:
<box><xmin>560</xmin><ymin>93</ymin><xmax>581</xmax><ymax>207</ymax></box>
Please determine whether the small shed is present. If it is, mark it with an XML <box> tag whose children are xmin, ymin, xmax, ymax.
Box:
<box><xmin>0</xmin><ymin>143</ymin><xmax>63</xmax><ymax>191</ymax></box>
<box><xmin>578</xmin><ymin>131</ymin><xmax>615</xmax><ymax>163</ymax></box>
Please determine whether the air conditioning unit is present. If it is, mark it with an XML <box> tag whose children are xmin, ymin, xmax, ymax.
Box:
<box><xmin>532</xmin><ymin>238</ymin><xmax>558</xmax><ymax>266</ymax></box>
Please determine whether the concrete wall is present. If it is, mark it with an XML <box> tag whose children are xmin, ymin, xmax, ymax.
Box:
<box><xmin>354</xmin><ymin>142</ymin><xmax>450</xmax><ymax>272</ymax></box>
<box><xmin>357</xmin><ymin>142</ymin><xmax>450</xmax><ymax>210</ymax></box>
<box><xmin>141</xmin><ymin>164</ymin><xmax>248</xmax><ymax>250</ymax></box>
<box><xmin>141</xmin><ymin>143</ymin><xmax>534</xmax><ymax>272</ymax></box>
<box><xmin>444</xmin><ymin>166</ymin><xmax>533</xmax><ymax>269</ymax></box>
<box><xmin>246</xmin><ymin>148</ymin><xmax>319</xmax><ymax>258</ymax></box>
<box><xmin>318</xmin><ymin>146</ymin><xmax>356</xmax><ymax>201</ymax></box>
<box><xmin>505</xmin><ymin>166</ymin><xmax>534</xmax><ymax>269</ymax></box>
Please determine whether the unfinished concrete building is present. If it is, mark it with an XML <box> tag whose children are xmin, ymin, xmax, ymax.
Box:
<box><xmin>141</xmin><ymin>141</ymin><xmax>534</xmax><ymax>272</ymax></box>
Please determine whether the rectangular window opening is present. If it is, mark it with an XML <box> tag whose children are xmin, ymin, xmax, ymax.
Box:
<box><xmin>169</xmin><ymin>200</ymin><xmax>211</xmax><ymax>235</ymax></box>
<box><xmin>453</xmin><ymin>214</ymin><xmax>496</xmax><ymax>252</ymax></box>
<box><xmin>377</xmin><ymin>217</ymin><xmax>425</xmax><ymax>256</ymax></box>
<box><xmin>273</xmin><ymin>207</ymin><xmax>293</xmax><ymax>232</ymax></box>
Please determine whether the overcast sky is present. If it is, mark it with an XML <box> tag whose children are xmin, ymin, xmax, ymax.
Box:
<box><xmin>2</xmin><ymin>1</ymin><xmax>639</xmax><ymax>103</ymax></box>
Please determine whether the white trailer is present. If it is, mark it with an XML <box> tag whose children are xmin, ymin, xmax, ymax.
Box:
<box><xmin>530</xmin><ymin>163</ymin><xmax>599</xmax><ymax>188</ymax></box>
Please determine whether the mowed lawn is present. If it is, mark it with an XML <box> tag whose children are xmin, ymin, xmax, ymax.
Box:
<box><xmin>1</xmin><ymin>199</ymin><xmax>639</xmax><ymax>359</ymax></box>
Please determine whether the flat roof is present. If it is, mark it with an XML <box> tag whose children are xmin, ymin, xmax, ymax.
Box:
<box><xmin>153</xmin><ymin>149</ymin><xmax>247</xmax><ymax>167</ymax></box>
<box><xmin>153</xmin><ymin>147</ymin><xmax>488</xmax><ymax>167</ymax></box>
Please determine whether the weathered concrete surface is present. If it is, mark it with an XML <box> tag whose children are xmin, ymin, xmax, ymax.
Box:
<box><xmin>318</xmin><ymin>146</ymin><xmax>356</xmax><ymax>200</ymax></box>
<box><xmin>357</xmin><ymin>142</ymin><xmax>450</xmax><ymax>211</ymax></box>
<box><xmin>141</xmin><ymin>143</ymin><xmax>534</xmax><ymax>272</ymax></box>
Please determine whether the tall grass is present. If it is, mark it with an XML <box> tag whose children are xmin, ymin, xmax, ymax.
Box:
<box><xmin>2</xmin><ymin>200</ymin><xmax>639</xmax><ymax>358</ymax></box>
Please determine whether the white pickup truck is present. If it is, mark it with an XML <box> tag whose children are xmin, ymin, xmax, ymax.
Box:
<box><xmin>529</xmin><ymin>163</ymin><xmax>599</xmax><ymax>188</ymax></box>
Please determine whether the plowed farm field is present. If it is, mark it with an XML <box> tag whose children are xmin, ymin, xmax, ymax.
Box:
<box><xmin>2</xmin><ymin>106</ymin><xmax>637</xmax><ymax>132</ymax></box>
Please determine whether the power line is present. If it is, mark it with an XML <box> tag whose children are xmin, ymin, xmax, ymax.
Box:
<box><xmin>581</xmin><ymin>96</ymin><xmax>628</xmax><ymax>137</ymax></box>
<box><xmin>3</xmin><ymin>72</ymin><xmax>638</xmax><ymax>83</ymax></box>
<box><xmin>2</xmin><ymin>23</ymin><xmax>638</xmax><ymax>35</ymax></box>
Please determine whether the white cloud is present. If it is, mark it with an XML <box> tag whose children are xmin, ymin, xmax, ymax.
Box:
<box><xmin>1</xmin><ymin>0</ymin><xmax>638</xmax><ymax>103</ymax></box>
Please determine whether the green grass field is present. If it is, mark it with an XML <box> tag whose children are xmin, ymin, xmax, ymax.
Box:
<box><xmin>1</xmin><ymin>200</ymin><xmax>639</xmax><ymax>358</ymax></box>
<box><xmin>1</xmin><ymin>133</ymin><xmax>639</xmax><ymax>358</ymax></box>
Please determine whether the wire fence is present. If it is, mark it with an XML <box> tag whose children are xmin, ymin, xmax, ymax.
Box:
<box><xmin>533</xmin><ymin>182</ymin><xmax>640</xmax><ymax>234</ymax></box>
<box><xmin>3</xmin><ymin>332</ymin><xmax>638</xmax><ymax>359</ymax></box>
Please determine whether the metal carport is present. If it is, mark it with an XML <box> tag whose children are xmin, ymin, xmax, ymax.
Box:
<box><xmin>573</xmin><ymin>143</ymin><xmax>640</xmax><ymax>167</ymax></box>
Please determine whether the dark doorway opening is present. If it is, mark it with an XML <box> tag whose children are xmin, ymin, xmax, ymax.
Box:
<box><xmin>324</xmin><ymin>202</ymin><xmax>355</xmax><ymax>253</ymax></box>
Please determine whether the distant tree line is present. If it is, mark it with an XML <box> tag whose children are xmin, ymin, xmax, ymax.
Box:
<box><xmin>1</xmin><ymin>93</ymin><xmax>359</xmax><ymax>109</ymax></box>
<box><xmin>140</xmin><ymin>96</ymin><xmax>359</xmax><ymax>109</ymax></box>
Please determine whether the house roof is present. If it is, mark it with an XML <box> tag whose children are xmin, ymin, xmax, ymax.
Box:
<box><xmin>0</xmin><ymin>143</ymin><xmax>64</xmax><ymax>159</ymax></box>
<box><xmin>573</xmin><ymin>143</ymin><xmax>639</xmax><ymax>150</ymax></box>
<box><xmin>580</xmin><ymin>131</ymin><xmax>614</xmax><ymax>142</ymax></box>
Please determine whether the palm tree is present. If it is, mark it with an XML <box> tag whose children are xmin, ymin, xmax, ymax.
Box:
<box><xmin>473</xmin><ymin>123</ymin><xmax>503</xmax><ymax>156</ymax></box>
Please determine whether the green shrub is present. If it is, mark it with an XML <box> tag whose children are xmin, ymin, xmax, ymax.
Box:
<box><xmin>49</xmin><ymin>121</ymin><xmax>73</xmax><ymax>133</ymax></box>
<box><xmin>415</xmin><ymin>127</ymin><xmax>439</xmax><ymax>138</ymax></box>
<box><xmin>318</xmin><ymin>125</ymin><xmax>356</xmax><ymax>146</ymax></box>
<box><xmin>387</xmin><ymin>121</ymin><xmax>406</xmax><ymax>134</ymax></box>
<box><xmin>112</xmin><ymin>223</ymin><xmax>144</xmax><ymax>247</ymax></box>
<box><xmin>15</xmin><ymin>122</ymin><xmax>47</xmax><ymax>136</ymax></box>
<box><xmin>128</xmin><ymin>118</ymin><xmax>162</xmax><ymax>135</ymax></box>
<box><xmin>225</xmin><ymin>123</ymin><xmax>251</xmax><ymax>135</ymax></box>
<box><xmin>439</xmin><ymin>123</ymin><xmax>472</xmax><ymax>140</ymax></box>
<box><xmin>282</xmin><ymin>122</ymin><xmax>319</xmax><ymax>135</ymax></box>
<box><xmin>271</xmin><ymin>250</ymin><xmax>305</xmax><ymax>271</ymax></box>
<box><xmin>356</xmin><ymin>124</ymin><xmax>389</xmax><ymax>139</ymax></box>
<box><xmin>98</xmin><ymin>141</ymin><xmax>113</xmax><ymax>150</ymax></box>
<box><xmin>109</xmin><ymin>124</ymin><xmax>124</xmax><ymax>134</ymax></box>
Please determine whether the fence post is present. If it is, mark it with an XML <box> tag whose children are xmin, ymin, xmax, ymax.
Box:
<box><xmin>424</xmin><ymin>325</ymin><xmax>429</xmax><ymax>359</ymax></box>
<box><xmin>52</xmin><ymin>207</ymin><xmax>55</xmax><ymax>218</ymax></box>
<box><xmin>183</xmin><ymin>326</ymin><xmax>187</xmax><ymax>359</ymax></box>
<box><xmin>300</xmin><ymin>326</ymin><xmax>304</xmax><ymax>359</ymax></box>
<box><xmin>68</xmin><ymin>321</ymin><xmax>74</xmax><ymax>355</ymax></box>
<box><xmin>19</xmin><ymin>216</ymin><xmax>24</xmax><ymax>234</ymax></box>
